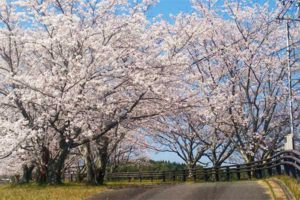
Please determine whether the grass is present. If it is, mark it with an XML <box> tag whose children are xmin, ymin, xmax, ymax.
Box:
<box><xmin>0</xmin><ymin>183</ymin><xmax>106</xmax><ymax>200</ymax></box>
<box><xmin>276</xmin><ymin>176</ymin><xmax>300</xmax><ymax>200</ymax></box>
<box><xmin>0</xmin><ymin>180</ymin><xmax>171</xmax><ymax>200</ymax></box>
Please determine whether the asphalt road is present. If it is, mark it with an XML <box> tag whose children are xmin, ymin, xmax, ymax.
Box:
<box><xmin>88</xmin><ymin>181</ymin><xmax>272</xmax><ymax>200</ymax></box>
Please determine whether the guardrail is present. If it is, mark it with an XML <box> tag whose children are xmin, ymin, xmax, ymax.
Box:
<box><xmin>105</xmin><ymin>150</ymin><xmax>300</xmax><ymax>183</ymax></box>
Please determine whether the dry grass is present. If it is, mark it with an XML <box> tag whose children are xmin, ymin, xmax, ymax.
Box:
<box><xmin>276</xmin><ymin>176</ymin><xmax>300</xmax><ymax>200</ymax></box>
<box><xmin>0</xmin><ymin>183</ymin><xmax>106</xmax><ymax>200</ymax></box>
<box><xmin>0</xmin><ymin>180</ymin><xmax>170</xmax><ymax>200</ymax></box>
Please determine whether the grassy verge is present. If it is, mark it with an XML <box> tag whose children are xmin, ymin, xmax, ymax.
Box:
<box><xmin>275</xmin><ymin>176</ymin><xmax>300</xmax><ymax>200</ymax></box>
<box><xmin>0</xmin><ymin>183</ymin><xmax>106</xmax><ymax>200</ymax></box>
<box><xmin>0</xmin><ymin>180</ymin><xmax>172</xmax><ymax>200</ymax></box>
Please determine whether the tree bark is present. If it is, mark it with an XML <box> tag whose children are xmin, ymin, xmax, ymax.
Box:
<box><xmin>96</xmin><ymin>137</ymin><xmax>109</xmax><ymax>185</ymax></box>
<box><xmin>20</xmin><ymin>163</ymin><xmax>35</xmax><ymax>184</ymax></box>
<box><xmin>47</xmin><ymin>150</ymin><xmax>69</xmax><ymax>185</ymax></box>
<box><xmin>84</xmin><ymin>137</ymin><xmax>110</xmax><ymax>185</ymax></box>
<box><xmin>187</xmin><ymin>161</ymin><xmax>196</xmax><ymax>178</ymax></box>
<box><xmin>85</xmin><ymin>143</ymin><xmax>97</xmax><ymax>185</ymax></box>
<box><xmin>35</xmin><ymin>141</ymin><xmax>70</xmax><ymax>185</ymax></box>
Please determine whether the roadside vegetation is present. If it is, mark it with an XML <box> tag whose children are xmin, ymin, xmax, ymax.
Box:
<box><xmin>0</xmin><ymin>183</ymin><xmax>106</xmax><ymax>200</ymax></box>
<box><xmin>276</xmin><ymin>176</ymin><xmax>300</xmax><ymax>200</ymax></box>
<box><xmin>0</xmin><ymin>180</ymin><xmax>176</xmax><ymax>200</ymax></box>
<box><xmin>0</xmin><ymin>160</ymin><xmax>188</xmax><ymax>200</ymax></box>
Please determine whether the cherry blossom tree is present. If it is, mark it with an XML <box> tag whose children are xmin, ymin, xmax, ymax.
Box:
<box><xmin>83</xmin><ymin>124</ymin><xmax>148</xmax><ymax>185</ymax></box>
<box><xmin>186</xmin><ymin>1</ymin><xmax>292</xmax><ymax>163</ymax></box>
<box><xmin>145</xmin><ymin>112</ymin><xmax>207</xmax><ymax>175</ymax></box>
<box><xmin>0</xmin><ymin>0</ymin><xmax>169</xmax><ymax>184</ymax></box>
<box><xmin>1</xmin><ymin>0</ymin><xmax>299</xmax><ymax>185</ymax></box>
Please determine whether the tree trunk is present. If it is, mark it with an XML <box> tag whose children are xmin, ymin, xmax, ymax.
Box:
<box><xmin>96</xmin><ymin>167</ymin><xmax>106</xmax><ymax>185</ymax></box>
<box><xmin>85</xmin><ymin>143</ymin><xmax>97</xmax><ymax>185</ymax></box>
<box><xmin>214</xmin><ymin>167</ymin><xmax>220</xmax><ymax>181</ymax></box>
<box><xmin>96</xmin><ymin>153</ymin><xmax>108</xmax><ymax>185</ymax></box>
<box><xmin>245</xmin><ymin>155</ymin><xmax>255</xmax><ymax>178</ymax></box>
<box><xmin>187</xmin><ymin>161</ymin><xmax>196</xmax><ymax>178</ymax></box>
<box><xmin>35</xmin><ymin>141</ymin><xmax>70</xmax><ymax>185</ymax></box>
<box><xmin>47</xmin><ymin>146</ymin><xmax>69</xmax><ymax>185</ymax></box>
<box><xmin>20</xmin><ymin>164</ymin><xmax>35</xmax><ymax>184</ymax></box>
<box><xmin>96</xmin><ymin>137</ymin><xmax>109</xmax><ymax>185</ymax></box>
<box><xmin>36</xmin><ymin>166</ymin><xmax>47</xmax><ymax>184</ymax></box>
<box><xmin>36</xmin><ymin>146</ymin><xmax>50</xmax><ymax>184</ymax></box>
<box><xmin>84</xmin><ymin>137</ymin><xmax>110</xmax><ymax>185</ymax></box>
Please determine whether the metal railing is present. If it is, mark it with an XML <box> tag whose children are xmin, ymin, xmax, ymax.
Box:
<box><xmin>105</xmin><ymin>150</ymin><xmax>300</xmax><ymax>183</ymax></box>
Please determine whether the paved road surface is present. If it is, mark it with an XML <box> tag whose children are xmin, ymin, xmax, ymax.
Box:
<box><xmin>89</xmin><ymin>181</ymin><xmax>272</xmax><ymax>200</ymax></box>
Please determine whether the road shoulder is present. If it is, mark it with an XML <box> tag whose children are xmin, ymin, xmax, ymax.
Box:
<box><xmin>264</xmin><ymin>178</ymin><xmax>296</xmax><ymax>200</ymax></box>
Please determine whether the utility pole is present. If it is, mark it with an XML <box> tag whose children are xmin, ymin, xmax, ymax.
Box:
<box><xmin>286</xmin><ymin>20</ymin><xmax>294</xmax><ymax>150</ymax></box>
<box><xmin>277</xmin><ymin>0</ymin><xmax>300</xmax><ymax>150</ymax></box>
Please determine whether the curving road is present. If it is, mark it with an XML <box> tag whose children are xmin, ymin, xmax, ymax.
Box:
<box><xmin>88</xmin><ymin>181</ymin><xmax>272</xmax><ymax>200</ymax></box>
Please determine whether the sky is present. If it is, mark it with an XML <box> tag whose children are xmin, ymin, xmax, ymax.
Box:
<box><xmin>146</xmin><ymin>0</ymin><xmax>278</xmax><ymax>22</ymax></box>
<box><xmin>150</xmin><ymin>151</ymin><xmax>185</xmax><ymax>163</ymax></box>
<box><xmin>147</xmin><ymin>0</ymin><xmax>194</xmax><ymax>21</ymax></box>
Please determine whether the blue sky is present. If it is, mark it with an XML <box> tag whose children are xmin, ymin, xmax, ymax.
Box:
<box><xmin>150</xmin><ymin>151</ymin><xmax>185</xmax><ymax>163</ymax></box>
<box><xmin>146</xmin><ymin>0</ymin><xmax>278</xmax><ymax>22</ymax></box>
<box><xmin>147</xmin><ymin>0</ymin><xmax>193</xmax><ymax>21</ymax></box>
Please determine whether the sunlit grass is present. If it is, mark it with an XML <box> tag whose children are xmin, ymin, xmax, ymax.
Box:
<box><xmin>276</xmin><ymin>176</ymin><xmax>300</xmax><ymax>200</ymax></box>
<box><xmin>0</xmin><ymin>180</ymin><xmax>174</xmax><ymax>200</ymax></box>
<box><xmin>0</xmin><ymin>183</ymin><xmax>106</xmax><ymax>200</ymax></box>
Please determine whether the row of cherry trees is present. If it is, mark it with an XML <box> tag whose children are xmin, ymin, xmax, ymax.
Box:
<box><xmin>145</xmin><ymin>1</ymin><xmax>300</xmax><ymax>174</ymax></box>
<box><xmin>0</xmin><ymin>0</ymin><xmax>299</xmax><ymax>185</ymax></box>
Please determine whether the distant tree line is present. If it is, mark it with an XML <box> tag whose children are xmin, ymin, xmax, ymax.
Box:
<box><xmin>109</xmin><ymin>160</ymin><xmax>188</xmax><ymax>173</ymax></box>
